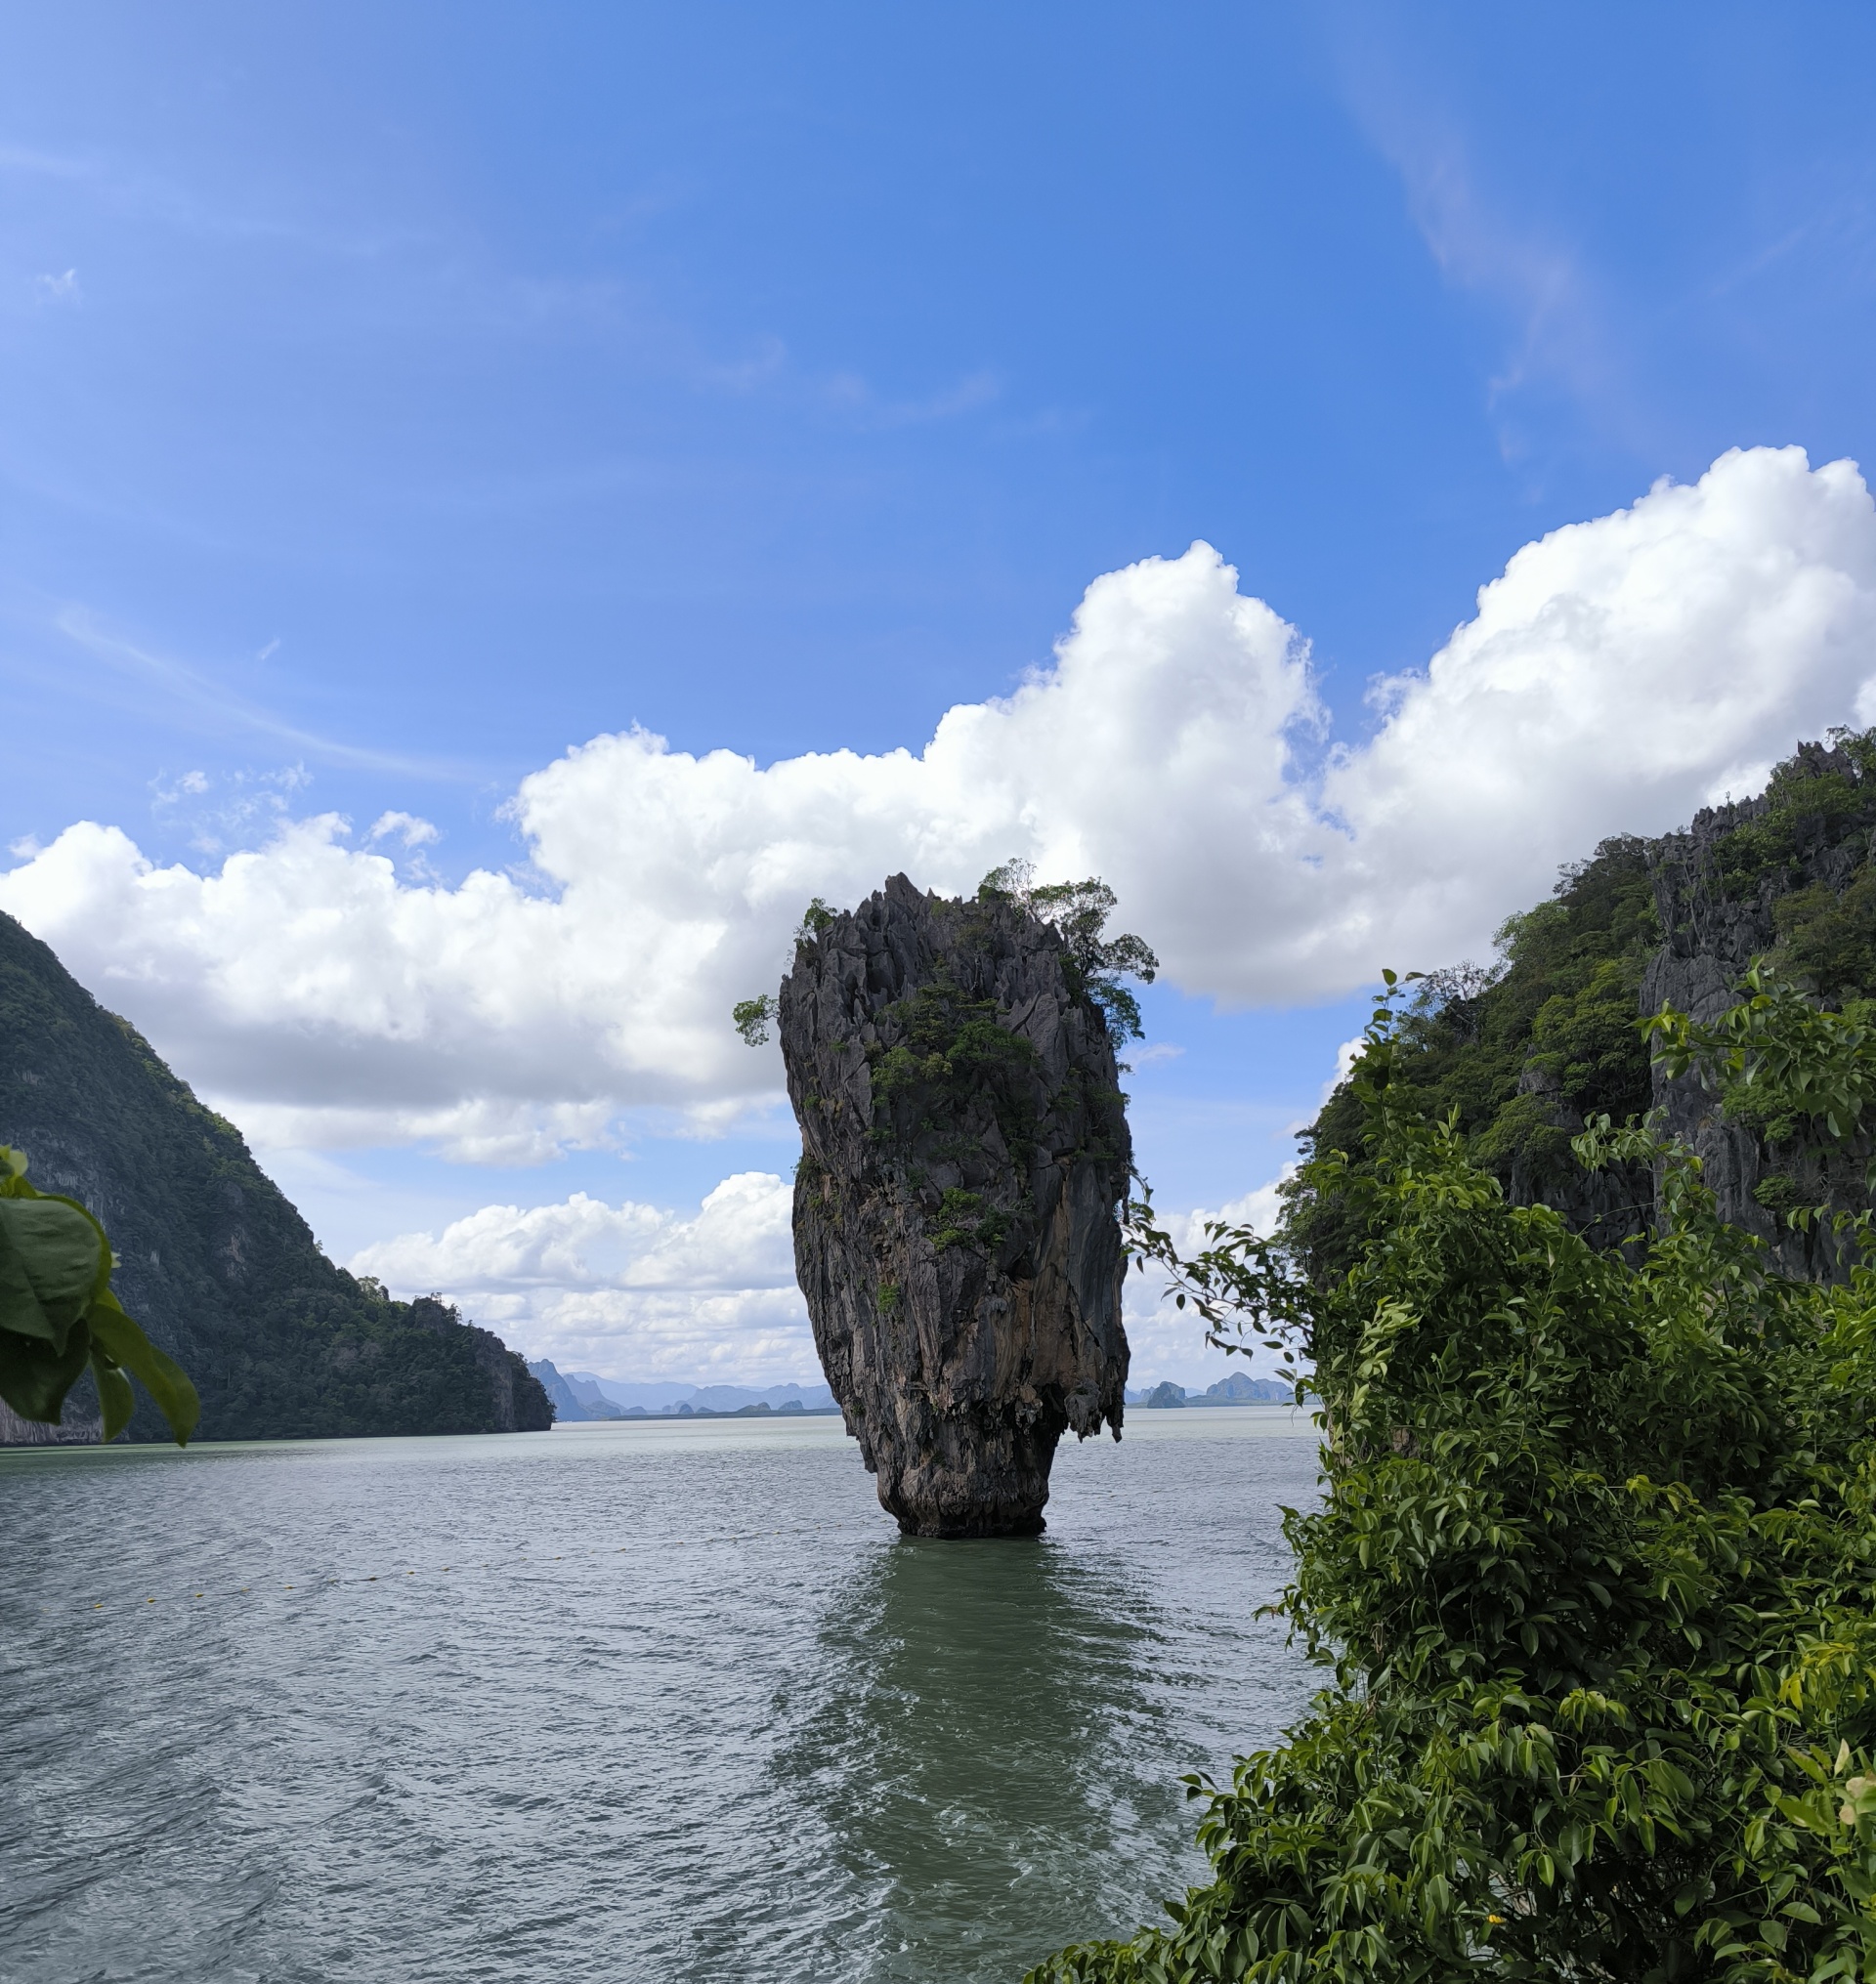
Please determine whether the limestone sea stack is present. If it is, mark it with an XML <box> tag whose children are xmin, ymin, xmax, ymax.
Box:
<box><xmin>780</xmin><ymin>874</ymin><xmax>1131</xmax><ymax>1537</ymax></box>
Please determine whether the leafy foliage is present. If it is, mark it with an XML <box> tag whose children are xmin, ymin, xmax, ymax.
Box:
<box><xmin>1772</xmin><ymin>878</ymin><xmax>1876</xmax><ymax>1005</ymax></box>
<box><xmin>1031</xmin><ymin>974</ymin><xmax>1876</xmax><ymax>1983</ymax></box>
<box><xmin>733</xmin><ymin>900</ymin><xmax>841</xmax><ymax>1045</ymax></box>
<box><xmin>868</xmin><ymin>979</ymin><xmax>1044</xmax><ymax>1163</ymax></box>
<box><xmin>929</xmin><ymin>1185</ymin><xmax>1013</xmax><ymax>1255</ymax></box>
<box><xmin>979</xmin><ymin>859</ymin><xmax>1160</xmax><ymax>1039</ymax></box>
<box><xmin>1290</xmin><ymin>737</ymin><xmax>1876</xmax><ymax>1272</ymax></box>
<box><xmin>1649</xmin><ymin>966</ymin><xmax>1876</xmax><ymax>1171</ymax></box>
<box><xmin>733</xmin><ymin>994</ymin><xmax>777</xmax><ymax>1047</ymax></box>
<box><xmin>0</xmin><ymin>1145</ymin><xmax>198</xmax><ymax>1444</ymax></box>
<box><xmin>862</xmin><ymin>978</ymin><xmax>1053</xmax><ymax>1267</ymax></box>
<box><xmin>1709</xmin><ymin>732</ymin><xmax>1876</xmax><ymax>895</ymax></box>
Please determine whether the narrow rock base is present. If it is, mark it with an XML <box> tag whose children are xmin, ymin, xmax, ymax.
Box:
<box><xmin>878</xmin><ymin>1409</ymin><xmax>1057</xmax><ymax>1536</ymax></box>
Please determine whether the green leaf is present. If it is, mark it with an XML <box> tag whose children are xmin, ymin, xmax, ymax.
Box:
<box><xmin>0</xmin><ymin>1196</ymin><xmax>105</xmax><ymax>1349</ymax></box>
<box><xmin>86</xmin><ymin>1290</ymin><xmax>199</xmax><ymax>1446</ymax></box>
<box><xmin>0</xmin><ymin>1317</ymin><xmax>93</xmax><ymax>1422</ymax></box>
<box><xmin>732</xmin><ymin>994</ymin><xmax>776</xmax><ymax>1047</ymax></box>
<box><xmin>91</xmin><ymin>1351</ymin><xmax>135</xmax><ymax>1443</ymax></box>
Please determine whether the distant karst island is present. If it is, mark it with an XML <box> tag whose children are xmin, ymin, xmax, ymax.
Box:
<box><xmin>525</xmin><ymin>1364</ymin><xmax>843</xmax><ymax>1420</ymax></box>
<box><xmin>526</xmin><ymin>1361</ymin><xmax>1292</xmax><ymax>1421</ymax></box>
<box><xmin>1137</xmin><ymin>1372</ymin><xmax>1296</xmax><ymax>1408</ymax></box>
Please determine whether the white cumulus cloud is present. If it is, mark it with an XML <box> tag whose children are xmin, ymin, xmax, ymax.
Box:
<box><xmin>3</xmin><ymin>444</ymin><xmax>1874</xmax><ymax>1161</ymax></box>
<box><xmin>1320</xmin><ymin>1035</ymin><xmax>1367</xmax><ymax>1107</ymax></box>
<box><xmin>1122</xmin><ymin>1174</ymin><xmax>1297</xmax><ymax>1388</ymax></box>
<box><xmin>359</xmin><ymin>1166</ymin><xmax>1280</xmax><ymax>1391</ymax></box>
<box><xmin>350</xmin><ymin>1171</ymin><xmax>810</xmax><ymax>1382</ymax></box>
<box><xmin>368</xmin><ymin>810</ymin><xmax>440</xmax><ymax>848</ymax></box>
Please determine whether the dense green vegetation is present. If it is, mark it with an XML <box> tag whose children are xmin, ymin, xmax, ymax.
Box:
<box><xmin>1709</xmin><ymin>733</ymin><xmax>1876</xmax><ymax>905</ymax></box>
<box><xmin>1292</xmin><ymin>734</ymin><xmax>1876</xmax><ymax>1281</ymax></box>
<box><xmin>977</xmin><ymin>861</ymin><xmax>1160</xmax><ymax>1040</ymax></box>
<box><xmin>0</xmin><ymin>909</ymin><xmax>551</xmax><ymax>1442</ymax></box>
<box><xmin>869</xmin><ymin>980</ymin><xmax>1044</xmax><ymax>1151</ymax></box>
<box><xmin>1029</xmin><ymin>738</ymin><xmax>1876</xmax><ymax>1979</ymax></box>
<box><xmin>1287</xmin><ymin>837</ymin><xmax>1661</xmax><ymax>1279</ymax></box>
<box><xmin>1033</xmin><ymin>974</ymin><xmax>1876</xmax><ymax>1982</ymax></box>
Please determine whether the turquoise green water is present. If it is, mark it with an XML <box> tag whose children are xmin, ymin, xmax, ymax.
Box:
<box><xmin>3</xmin><ymin>1408</ymin><xmax>1319</xmax><ymax>1982</ymax></box>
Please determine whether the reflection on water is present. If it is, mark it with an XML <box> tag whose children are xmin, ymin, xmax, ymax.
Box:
<box><xmin>781</xmin><ymin>1539</ymin><xmax>1179</xmax><ymax>1977</ymax></box>
<box><xmin>0</xmin><ymin>1412</ymin><xmax>1317</xmax><ymax>1984</ymax></box>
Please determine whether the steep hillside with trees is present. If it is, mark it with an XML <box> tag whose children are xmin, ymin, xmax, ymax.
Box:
<box><xmin>1290</xmin><ymin>731</ymin><xmax>1876</xmax><ymax>1281</ymax></box>
<box><xmin>0</xmin><ymin>909</ymin><xmax>551</xmax><ymax>1444</ymax></box>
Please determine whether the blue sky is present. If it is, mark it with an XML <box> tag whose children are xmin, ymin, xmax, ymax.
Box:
<box><xmin>7</xmin><ymin>3</ymin><xmax>1876</xmax><ymax>1382</ymax></box>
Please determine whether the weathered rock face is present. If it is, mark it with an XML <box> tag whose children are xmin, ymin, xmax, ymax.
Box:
<box><xmin>1499</xmin><ymin>739</ymin><xmax>1875</xmax><ymax>1282</ymax></box>
<box><xmin>1643</xmin><ymin>740</ymin><xmax>1873</xmax><ymax>1282</ymax></box>
<box><xmin>780</xmin><ymin>874</ymin><xmax>1130</xmax><ymax>1537</ymax></box>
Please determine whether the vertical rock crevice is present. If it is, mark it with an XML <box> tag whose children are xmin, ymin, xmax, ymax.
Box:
<box><xmin>780</xmin><ymin>875</ymin><xmax>1130</xmax><ymax>1538</ymax></box>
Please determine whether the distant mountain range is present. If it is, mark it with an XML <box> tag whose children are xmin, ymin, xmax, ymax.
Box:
<box><xmin>1128</xmin><ymin>1372</ymin><xmax>1295</xmax><ymax>1408</ymax></box>
<box><xmin>527</xmin><ymin>1357</ymin><xmax>1290</xmax><ymax>1422</ymax></box>
<box><xmin>527</xmin><ymin>1362</ymin><xmax>839</xmax><ymax>1421</ymax></box>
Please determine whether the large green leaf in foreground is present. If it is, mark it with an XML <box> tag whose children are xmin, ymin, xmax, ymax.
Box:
<box><xmin>0</xmin><ymin>1147</ymin><xmax>198</xmax><ymax>1444</ymax></box>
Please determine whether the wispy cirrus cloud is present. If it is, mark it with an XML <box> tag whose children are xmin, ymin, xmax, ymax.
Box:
<box><xmin>1328</xmin><ymin>23</ymin><xmax>1643</xmax><ymax>460</ymax></box>
<box><xmin>47</xmin><ymin>608</ymin><xmax>470</xmax><ymax>781</ymax></box>
<box><xmin>822</xmin><ymin>364</ymin><xmax>1003</xmax><ymax>428</ymax></box>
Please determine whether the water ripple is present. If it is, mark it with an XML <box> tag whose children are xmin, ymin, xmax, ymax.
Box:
<box><xmin>2</xmin><ymin>1412</ymin><xmax>1318</xmax><ymax>1983</ymax></box>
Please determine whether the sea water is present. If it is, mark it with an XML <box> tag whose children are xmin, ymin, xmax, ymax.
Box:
<box><xmin>2</xmin><ymin>1408</ymin><xmax>1319</xmax><ymax>1983</ymax></box>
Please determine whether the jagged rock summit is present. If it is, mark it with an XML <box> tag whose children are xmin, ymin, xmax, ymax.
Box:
<box><xmin>781</xmin><ymin>873</ymin><xmax>1131</xmax><ymax>1537</ymax></box>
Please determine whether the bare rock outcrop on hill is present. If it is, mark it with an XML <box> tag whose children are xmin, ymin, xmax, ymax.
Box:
<box><xmin>1642</xmin><ymin>738</ymin><xmax>1874</xmax><ymax>1282</ymax></box>
<box><xmin>780</xmin><ymin>875</ymin><xmax>1130</xmax><ymax>1537</ymax></box>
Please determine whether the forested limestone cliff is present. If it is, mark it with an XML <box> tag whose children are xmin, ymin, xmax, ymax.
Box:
<box><xmin>1292</xmin><ymin>732</ymin><xmax>1876</xmax><ymax>1280</ymax></box>
<box><xmin>0</xmin><ymin>909</ymin><xmax>552</xmax><ymax>1445</ymax></box>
